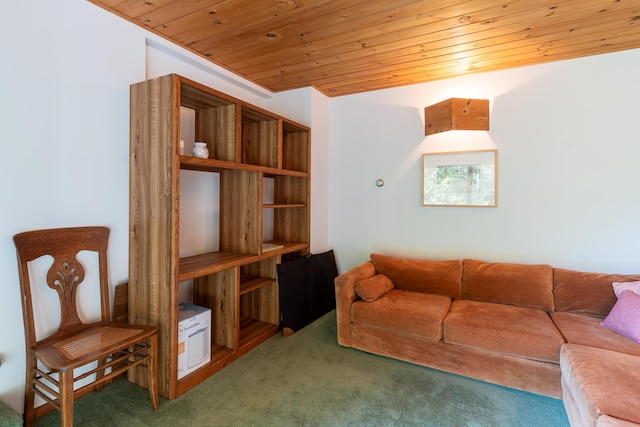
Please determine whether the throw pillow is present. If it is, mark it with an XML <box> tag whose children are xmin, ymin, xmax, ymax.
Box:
<box><xmin>600</xmin><ymin>290</ymin><xmax>640</xmax><ymax>343</ymax></box>
<box><xmin>612</xmin><ymin>280</ymin><xmax>640</xmax><ymax>298</ymax></box>
<box><xmin>355</xmin><ymin>274</ymin><xmax>394</xmax><ymax>302</ymax></box>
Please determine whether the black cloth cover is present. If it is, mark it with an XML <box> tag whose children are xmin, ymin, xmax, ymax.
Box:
<box><xmin>277</xmin><ymin>250</ymin><xmax>338</xmax><ymax>334</ymax></box>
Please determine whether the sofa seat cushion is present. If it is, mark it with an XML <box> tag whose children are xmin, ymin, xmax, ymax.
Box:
<box><xmin>443</xmin><ymin>300</ymin><xmax>565</xmax><ymax>363</ymax></box>
<box><xmin>351</xmin><ymin>289</ymin><xmax>451</xmax><ymax>342</ymax></box>
<box><xmin>462</xmin><ymin>259</ymin><xmax>555</xmax><ymax>311</ymax></box>
<box><xmin>561</xmin><ymin>344</ymin><xmax>640</xmax><ymax>426</ymax></box>
<box><xmin>552</xmin><ymin>311</ymin><xmax>640</xmax><ymax>356</ymax></box>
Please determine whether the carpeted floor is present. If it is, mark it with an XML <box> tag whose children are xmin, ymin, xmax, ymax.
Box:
<box><xmin>35</xmin><ymin>311</ymin><xmax>570</xmax><ymax>426</ymax></box>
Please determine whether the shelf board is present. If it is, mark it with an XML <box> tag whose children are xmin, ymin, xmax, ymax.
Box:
<box><xmin>180</xmin><ymin>155</ymin><xmax>308</xmax><ymax>177</ymax></box>
<box><xmin>238</xmin><ymin>317</ymin><xmax>279</xmax><ymax>350</ymax></box>
<box><xmin>178</xmin><ymin>243</ymin><xmax>309</xmax><ymax>281</ymax></box>
<box><xmin>175</xmin><ymin>344</ymin><xmax>235</xmax><ymax>398</ymax></box>
<box><xmin>240</xmin><ymin>275</ymin><xmax>275</xmax><ymax>295</ymax></box>
<box><xmin>261</xmin><ymin>241</ymin><xmax>308</xmax><ymax>257</ymax></box>
<box><xmin>179</xmin><ymin>156</ymin><xmax>236</xmax><ymax>172</ymax></box>
<box><xmin>178</xmin><ymin>251</ymin><xmax>254</xmax><ymax>281</ymax></box>
<box><xmin>263</xmin><ymin>203</ymin><xmax>306</xmax><ymax>209</ymax></box>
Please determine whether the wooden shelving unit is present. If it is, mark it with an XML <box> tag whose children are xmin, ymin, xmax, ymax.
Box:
<box><xmin>127</xmin><ymin>74</ymin><xmax>310</xmax><ymax>399</ymax></box>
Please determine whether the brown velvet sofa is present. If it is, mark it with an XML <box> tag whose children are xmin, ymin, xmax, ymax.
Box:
<box><xmin>335</xmin><ymin>254</ymin><xmax>640</xmax><ymax>426</ymax></box>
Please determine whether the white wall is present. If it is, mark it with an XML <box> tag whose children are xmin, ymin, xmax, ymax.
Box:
<box><xmin>0</xmin><ymin>0</ymin><xmax>143</xmax><ymax>412</ymax></box>
<box><xmin>0</xmin><ymin>0</ymin><xmax>322</xmax><ymax>413</ymax></box>
<box><xmin>269</xmin><ymin>88</ymin><xmax>333</xmax><ymax>253</ymax></box>
<box><xmin>3</xmin><ymin>0</ymin><xmax>639</xmax><ymax>416</ymax></box>
<box><xmin>329</xmin><ymin>48</ymin><xmax>640</xmax><ymax>275</ymax></box>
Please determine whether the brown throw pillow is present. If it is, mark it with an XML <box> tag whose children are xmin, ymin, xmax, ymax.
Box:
<box><xmin>355</xmin><ymin>274</ymin><xmax>394</xmax><ymax>302</ymax></box>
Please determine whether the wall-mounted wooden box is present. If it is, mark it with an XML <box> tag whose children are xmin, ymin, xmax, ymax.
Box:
<box><xmin>424</xmin><ymin>98</ymin><xmax>489</xmax><ymax>135</ymax></box>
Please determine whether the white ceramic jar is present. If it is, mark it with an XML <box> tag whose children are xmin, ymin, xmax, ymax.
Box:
<box><xmin>192</xmin><ymin>142</ymin><xmax>209</xmax><ymax>159</ymax></box>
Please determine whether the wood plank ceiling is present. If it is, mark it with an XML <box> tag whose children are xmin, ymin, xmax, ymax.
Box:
<box><xmin>89</xmin><ymin>0</ymin><xmax>640</xmax><ymax>97</ymax></box>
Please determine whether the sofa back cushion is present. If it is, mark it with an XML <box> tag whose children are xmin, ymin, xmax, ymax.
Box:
<box><xmin>553</xmin><ymin>268</ymin><xmax>640</xmax><ymax>317</ymax></box>
<box><xmin>462</xmin><ymin>259</ymin><xmax>555</xmax><ymax>312</ymax></box>
<box><xmin>370</xmin><ymin>253</ymin><xmax>462</xmax><ymax>299</ymax></box>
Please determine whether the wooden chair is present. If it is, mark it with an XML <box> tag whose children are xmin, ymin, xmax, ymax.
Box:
<box><xmin>13</xmin><ymin>226</ymin><xmax>159</xmax><ymax>426</ymax></box>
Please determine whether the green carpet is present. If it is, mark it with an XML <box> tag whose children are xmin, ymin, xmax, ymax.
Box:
<box><xmin>36</xmin><ymin>311</ymin><xmax>569</xmax><ymax>426</ymax></box>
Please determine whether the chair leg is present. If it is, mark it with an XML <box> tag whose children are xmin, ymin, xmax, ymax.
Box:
<box><xmin>95</xmin><ymin>357</ymin><xmax>106</xmax><ymax>392</ymax></box>
<box><xmin>24</xmin><ymin>370</ymin><xmax>36</xmax><ymax>426</ymax></box>
<box><xmin>59</xmin><ymin>370</ymin><xmax>74</xmax><ymax>427</ymax></box>
<box><xmin>148</xmin><ymin>335</ymin><xmax>159</xmax><ymax>410</ymax></box>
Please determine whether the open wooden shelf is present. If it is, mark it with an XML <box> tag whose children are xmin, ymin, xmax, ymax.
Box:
<box><xmin>240</xmin><ymin>275</ymin><xmax>276</xmax><ymax>295</ymax></box>
<box><xmin>180</xmin><ymin>155</ymin><xmax>309</xmax><ymax>177</ymax></box>
<box><xmin>179</xmin><ymin>251</ymin><xmax>254</xmax><ymax>281</ymax></box>
<box><xmin>129</xmin><ymin>73</ymin><xmax>310</xmax><ymax>399</ymax></box>
<box><xmin>264</xmin><ymin>203</ymin><xmax>307</xmax><ymax>209</ymax></box>
<box><xmin>238</xmin><ymin>317</ymin><xmax>279</xmax><ymax>349</ymax></box>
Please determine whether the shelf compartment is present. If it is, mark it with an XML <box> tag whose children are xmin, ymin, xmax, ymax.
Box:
<box><xmin>274</xmin><ymin>175</ymin><xmax>308</xmax><ymax>205</ymax></box>
<box><xmin>241</xmin><ymin>106</ymin><xmax>278</xmax><ymax>168</ymax></box>
<box><xmin>274</xmin><ymin>207</ymin><xmax>309</xmax><ymax>243</ymax></box>
<box><xmin>220</xmin><ymin>169</ymin><xmax>260</xmax><ymax>254</ymax></box>
<box><xmin>239</xmin><ymin>258</ymin><xmax>279</xmax><ymax>347</ymax></box>
<box><xmin>179</xmin><ymin>169</ymin><xmax>220</xmax><ymax>259</ymax></box>
<box><xmin>193</xmin><ymin>269</ymin><xmax>236</xmax><ymax>351</ymax></box>
<box><xmin>180</xmin><ymin>80</ymin><xmax>236</xmax><ymax>163</ymax></box>
<box><xmin>238</xmin><ymin>317</ymin><xmax>279</xmax><ymax>350</ymax></box>
<box><xmin>175</xmin><ymin>344</ymin><xmax>235</xmax><ymax>396</ymax></box>
<box><xmin>240</xmin><ymin>274</ymin><xmax>276</xmax><ymax>295</ymax></box>
<box><xmin>282</xmin><ymin>121</ymin><xmax>310</xmax><ymax>173</ymax></box>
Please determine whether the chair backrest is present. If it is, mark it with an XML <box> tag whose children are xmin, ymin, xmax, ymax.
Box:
<box><xmin>13</xmin><ymin>226</ymin><xmax>112</xmax><ymax>348</ymax></box>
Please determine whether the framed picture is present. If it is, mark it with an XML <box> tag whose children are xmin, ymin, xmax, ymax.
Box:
<box><xmin>423</xmin><ymin>149</ymin><xmax>497</xmax><ymax>207</ymax></box>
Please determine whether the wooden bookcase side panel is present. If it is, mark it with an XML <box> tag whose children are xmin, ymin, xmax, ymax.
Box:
<box><xmin>276</xmin><ymin>120</ymin><xmax>284</xmax><ymax>173</ymax></box>
<box><xmin>128</xmin><ymin>74</ymin><xmax>181</xmax><ymax>397</ymax></box>
<box><xmin>219</xmin><ymin>169</ymin><xmax>260</xmax><ymax>254</ymax></box>
<box><xmin>234</xmin><ymin>104</ymin><xmax>242</xmax><ymax>164</ymax></box>
<box><xmin>193</xmin><ymin>269</ymin><xmax>237</xmax><ymax>350</ymax></box>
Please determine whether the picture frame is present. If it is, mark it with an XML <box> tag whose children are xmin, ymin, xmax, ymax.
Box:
<box><xmin>423</xmin><ymin>149</ymin><xmax>497</xmax><ymax>207</ymax></box>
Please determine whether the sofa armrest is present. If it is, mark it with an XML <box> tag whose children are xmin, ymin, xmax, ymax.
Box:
<box><xmin>335</xmin><ymin>260</ymin><xmax>376</xmax><ymax>347</ymax></box>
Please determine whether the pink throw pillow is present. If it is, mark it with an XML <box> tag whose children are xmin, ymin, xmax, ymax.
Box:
<box><xmin>355</xmin><ymin>274</ymin><xmax>394</xmax><ymax>302</ymax></box>
<box><xmin>612</xmin><ymin>280</ymin><xmax>640</xmax><ymax>298</ymax></box>
<box><xmin>600</xmin><ymin>290</ymin><xmax>640</xmax><ymax>343</ymax></box>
